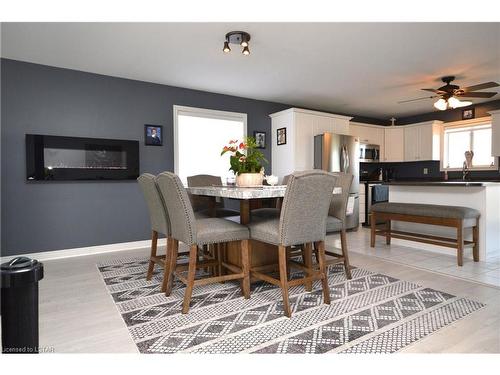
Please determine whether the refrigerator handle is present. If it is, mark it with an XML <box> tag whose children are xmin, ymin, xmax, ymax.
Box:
<box><xmin>342</xmin><ymin>145</ymin><xmax>350</xmax><ymax>172</ymax></box>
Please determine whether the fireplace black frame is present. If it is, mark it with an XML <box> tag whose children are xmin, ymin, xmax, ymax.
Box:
<box><xmin>26</xmin><ymin>134</ymin><xmax>140</xmax><ymax>181</ymax></box>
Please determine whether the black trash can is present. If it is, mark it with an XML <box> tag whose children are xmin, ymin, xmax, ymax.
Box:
<box><xmin>1</xmin><ymin>257</ymin><xmax>44</xmax><ymax>354</ymax></box>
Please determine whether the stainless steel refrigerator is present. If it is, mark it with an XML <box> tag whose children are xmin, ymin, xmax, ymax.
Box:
<box><xmin>314</xmin><ymin>133</ymin><xmax>360</xmax><ymax>230</ymax></box>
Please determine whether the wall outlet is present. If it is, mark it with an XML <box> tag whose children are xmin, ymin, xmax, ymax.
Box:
<box><xmin>423</xmin><ymin>168</ymin><xmax>428</xmax><ymax>175</ymax></box>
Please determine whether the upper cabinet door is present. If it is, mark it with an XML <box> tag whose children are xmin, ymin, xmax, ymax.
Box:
<box><xmin>404</xmin><ymin>126</ymin><xmax>420</xmax><ymax>161</ymax></box>
<box><xmin>403</xmin><ymin>122</ymin><xmax>442</xmax><ymax>161</ymax></box>
<box><xmin>349</xmin><ymin>124</ymin><xmax>383</xmax><ymax>144</ymax></box>
<box><xmin>384</xmin><ymin>127</ymin><xmax>405</xmax><ymax>162</ymax></box>
<box><xmin>418</xmin><ymin>124</ymin><xmax>434</xmax><ymax>160</ymax></box>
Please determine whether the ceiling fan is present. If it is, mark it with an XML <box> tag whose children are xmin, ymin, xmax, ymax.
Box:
<box><xmin>399</xmin><ymin>76</ymin><xmax>499</xmax><ymax>111</ymax></box>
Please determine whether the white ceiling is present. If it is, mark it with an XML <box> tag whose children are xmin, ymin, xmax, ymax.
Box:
<box><xmin>2</xmin><ymin>22</ymin><xmax>499</xmax><ymax>121</ymax></box>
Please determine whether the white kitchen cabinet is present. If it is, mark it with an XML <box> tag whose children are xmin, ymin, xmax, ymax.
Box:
<box><xmin>403</xmin><ymin>121</ymin><xmax>443</xmax><ymax>161</ymax></box>
<box><xmin>489</xmin><ymin>109</ymin><xmax>500</xmax><ymax>156</ymax></box>
<box><xmin>383</xmin><ymin>127</ymin><xmax>405</xmax><ymax>162</ymax></box>
<box><xmin>270</xmin><ymin>108</ymin><xmax>352</xmax><ymax>181</ymax></box>
<box><xmin>349</xmin><ymin>123</ymin><xmax>384</xmax><ymax>144</ymax></box>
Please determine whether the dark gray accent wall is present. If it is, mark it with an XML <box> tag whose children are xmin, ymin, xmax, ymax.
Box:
<box><xmin>1</xmin><ymin>59</ymin><xmax>292</xmax><ymax>256</ymax></box>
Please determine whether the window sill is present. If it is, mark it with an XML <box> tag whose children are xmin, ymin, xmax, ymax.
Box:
<box><xmin>440</xmin><ymin>166</ymin><xmax>498</xmax><ymax>172</ymax></box>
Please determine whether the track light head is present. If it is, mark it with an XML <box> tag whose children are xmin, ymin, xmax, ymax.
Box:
<box><xmin>223</xmin><ymin>31</ymin><xmax>251</xmax><ymax>55</ymax></box>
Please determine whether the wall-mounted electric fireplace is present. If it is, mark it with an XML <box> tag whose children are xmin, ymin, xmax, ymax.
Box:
<box><xmin>26</xmin><ymin>134</ymin><xmax>140</xmax><ymax>181</ymax></box>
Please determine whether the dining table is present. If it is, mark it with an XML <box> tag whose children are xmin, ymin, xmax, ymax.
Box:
<box><xmin>185</xmin><ymin>185</ymin><xmax>287</xmax><ymax>268</ymax></box>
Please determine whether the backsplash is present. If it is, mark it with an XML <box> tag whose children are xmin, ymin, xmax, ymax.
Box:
<box><xmin>360</xmin><ymin>160</ymin><xmax>500</xmax><ymax>181</ymax></box>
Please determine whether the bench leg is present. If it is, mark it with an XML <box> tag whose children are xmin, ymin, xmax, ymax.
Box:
<box><xmin>385</xmin><ymin>220</ymin><xmax>391</xmax><ymax>245</ymax></box>
<box><xmin>370</xmin><ymin>213</ymin><xmax>376</xmax><ymax>247</ymax></box>
<box><xmin>473</xmin><ymin>219</ymin><xmax>479</xmax><ymax>262</ymax></box>
<box><xmin>457</xmin><ymin>221</ymin><xmax>464</xmax><ymax>267</ymax></box>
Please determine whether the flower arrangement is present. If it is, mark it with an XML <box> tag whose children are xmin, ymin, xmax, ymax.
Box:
<box><xmin>221</xmin><ymin>137</ymin><xmax>267</xmax><ymax>176</ymax></box>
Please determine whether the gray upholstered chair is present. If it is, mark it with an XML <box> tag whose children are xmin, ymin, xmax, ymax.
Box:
<box><xmin>156</xmin><ymin>172</ymin><xmax>251</xmax><ymax>314</ymax></box>
<box><xmin>247</xmin><ymin>170</ymin><xmax>335</xmax><ymax>318</ymax></box>
<box><xmin>187</xmin><ymin>174</ymin><xmax>240</xmax><ymax>218</ymax></box>
<box><xmin>137</xmin><ymin>173</ymin><xmax>172</xmax><ymax>292</ymax></box>
<box><xmin>251</xmin><ymin>174</ymin><xmax>291</xmax><ymax>219</ymax></box>
<box><xmin>318</xmin><ymin>173</ymin><xmax>353</xmax><ymax>279</ymax></box>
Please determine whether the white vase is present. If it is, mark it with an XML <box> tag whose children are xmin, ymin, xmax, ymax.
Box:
<box><xmin>236</xmin><ymin>173</ymin><xmax>263</xmax><ymax>187</ymax></box>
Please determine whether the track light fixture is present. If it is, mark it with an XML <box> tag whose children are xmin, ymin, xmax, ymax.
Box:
<box><xmin>223</xmin><ymin>31</ymin><xmax>251</xmax><ymax>55</ymax></box>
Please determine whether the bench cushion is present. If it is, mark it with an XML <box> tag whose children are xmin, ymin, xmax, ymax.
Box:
<box><xmin>372</xmin><ymin>202</ymin><xmax>480</xmax><ymax>219</ymax></box>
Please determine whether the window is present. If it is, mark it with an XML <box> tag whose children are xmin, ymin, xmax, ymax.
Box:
<box><xmin>174</xmin><ymin>106</ymin><xmax>247</xmax><ymax>184</ymax></box>
<box><xmin>442</xmin><ymin>121</ymin><xmax>496</xmax><ymax>170</ymax></box>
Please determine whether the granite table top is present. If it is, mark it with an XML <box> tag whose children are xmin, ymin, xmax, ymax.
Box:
<box><xmin>186</xmin><ymin>185</ymin><xmax>287</xmax><ymax>199</ymax></box>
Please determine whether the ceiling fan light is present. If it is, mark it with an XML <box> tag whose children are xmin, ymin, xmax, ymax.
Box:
<box><xmin>242</xmin><ymin>46</ymin><xmax>250</xmax><ymax>56</ymax></box>
<box><xmin>448</xmin><ymin>97</ymin><xmax>473</xmax><ymax>109</ymax></box>
<box><xmin>223</xmin><ymin>41</ymin><xmax>231</xmax><ymax>53</ymax></box>
<box><xmin>434</xmin><ymin>98</ymin><xmax>448</xmax><ymax>111</ymax></box>
<box><xmin>447</xmin><ymin>97</ymin><xmax>460</xmax><ymax>109</ymax></box>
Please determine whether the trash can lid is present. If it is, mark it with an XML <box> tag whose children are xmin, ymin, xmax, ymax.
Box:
<box><xmin>1</xmin><ymin>257</ymin><xmax>44</xmax><ymax>287</ymax></box>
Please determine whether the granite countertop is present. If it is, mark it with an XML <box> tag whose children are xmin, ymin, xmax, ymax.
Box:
<box><xmin>382</xmin><ymin>181</ymin><xmax>500</xmax><ymax>187</ymax></box>
<box><xmin>186</xmin><ymin>185</ymin><xmax>287</xmax><ymax>199</ymax></box>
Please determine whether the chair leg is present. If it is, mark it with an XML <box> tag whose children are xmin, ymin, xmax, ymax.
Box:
<box><xmin>457</xmin><ymin>221</ymin><xmax>464</xmax><ymax>267</ymax></box>
<box><xmin>278</xmin><ymin>245</ymin><xmax>292</xmax><ymax>318</ymax></box>
<box><xmin>313</xmin><ymin>241</ymin><xmax>320</xmax><ymax>264</ymax></box>
<box><xmin>340</xmin><ymin>229</ymin><xmax>352</xmax><ymax>280</ymax></box>
<box><xmin>304</xmin><ymin>243</ymin><xmax>313</xmax><ymax>291</ymax></box>
<box><xmin>473</xmin><ymin>219</ymin><xmax>479</xmax><ymax>262</ymax></box>
<box><xmin>385</xmin><ymin>220</ymin><xmax>391</xmax><ymax>245</ymax></box>
<box><xmin>317</xmin><ymin>241</ymin><xmax>331</xmax><ymax>305</ymax></box>
<box><xmin>164</xmin><ymin>239</ymin><xmax>179</xmax><ymax>296</ymax></box>
<box><xmin>241</xmin><ymin>240</ymin><xmax>251</xmax><ymax>299</ymax></box>
<box><xmin>146</xmin><ymin>230</ymin><xmax>158</xmax><ymax>280</ymax></box>
<box><xmin>370</xmin><ymin>213</ymin><xmax>376</xmax><ymax>247</ymax></box>
<box><xmin>182</xmin><ymin>244</ymin><xmax>199</xmax><ymax>314</ymax></box>
<box><xmin>286</xmin><ymin>246</ymin><xmax>292</xmax><ymax>280</ymax></box>
<box><xmin>216</xmin><ymin>243</ymin><xmax>223</xmax><ymax>277</ymax></box>
<box><xmin>161</xmin><ymin>237</ymin><xmax>172</xmax><ymax>293</ymax></box>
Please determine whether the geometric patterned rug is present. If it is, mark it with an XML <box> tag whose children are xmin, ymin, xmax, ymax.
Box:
<box><xmin>97</xmin><ymin>256</ymin><xmax>484</xmax><ymax>354</ymax></box>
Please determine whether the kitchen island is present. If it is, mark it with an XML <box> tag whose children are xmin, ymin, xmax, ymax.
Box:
<box><xmin>384</xmin><ymin>181</ymin><xmax>500</xmax><ymax>260</ymax></box>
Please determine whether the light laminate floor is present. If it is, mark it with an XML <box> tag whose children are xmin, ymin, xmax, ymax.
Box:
<box><xmin>33</xmin><ymin>233</ymin><xmax>500</xmax><ymax>353</ymax></box>
<box><xmin>339</xmin><ymin>228</ymin><xmax>500</xmax><ymax>287</ymax></box>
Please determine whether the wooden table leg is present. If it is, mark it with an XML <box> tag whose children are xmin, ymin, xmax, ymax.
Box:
<box><xmin>240</xmin><ymin>200</ymin><xmax>250</xmax><ymax>225</ymax></box>
<box><xmin>207</xmin><ymin>197</ymin><xmax>217</xmax><ymax>217</ymax></box>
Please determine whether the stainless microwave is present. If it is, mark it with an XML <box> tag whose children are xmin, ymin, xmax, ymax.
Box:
<box><xmin>359</xmin><ymin>143</ymin><xmax>380</xmax><ymax>162</ymax></box>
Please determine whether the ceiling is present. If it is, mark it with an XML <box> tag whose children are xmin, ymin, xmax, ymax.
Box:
<box><xmin>2</xmin><ymin>22</ymin><xmax>499</xmax><ymax>121</ymax></box>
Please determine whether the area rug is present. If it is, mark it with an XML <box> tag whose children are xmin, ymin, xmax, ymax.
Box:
<box><xmin>97</xmin><ymin>256</ymin><xmax>484</xmax><ymax>354</ymax></box>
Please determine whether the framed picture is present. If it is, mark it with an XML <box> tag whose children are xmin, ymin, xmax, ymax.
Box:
<box><xmin>462</xmin><ymin>108</ymin><xmax>475</xmax><ymax>120</ymax></box>
<box><xmin>277</xmin><ymin>127</ymin><xmax>287</xmax><ymax>145</ymax></box>
<box><xmin>253</xmin><ymin>131</ymin><xmax>266</xmax><ymax>149</ymax></box>
<box><xmin>144</xmin><ymin>125</ymin><xmax>163</xmax><ymax>146</ymax></box>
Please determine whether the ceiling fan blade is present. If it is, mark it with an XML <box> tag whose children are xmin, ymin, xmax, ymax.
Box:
<box><xmin>457</xmin><ymin>91</ymin><xmax>498</xmax><ymax>98</ymax></box>
<box><xmin>398</xmin><ymin>95</ymin><xmax>437</xmax><ymax>104</ymax></box>
<box><xmin>461</xmin><ymin>82</ymin><xmax>499</xmax><ymax>92</ymax></box>
<box><xmin>421</xmin><ymin>88</ymin><xmax>444</xmax><ymax>94</ymax></box>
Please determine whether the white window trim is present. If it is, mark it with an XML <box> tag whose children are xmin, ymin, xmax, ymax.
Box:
<box><xmin>440</xmin><ymin>116</ymin><xmax>497</xmax><ymax>171</ymax></box>
<box><xmin>173</xmin><ymin>105</ymin><xmax>248</xmax><ymax>176</ymax></box>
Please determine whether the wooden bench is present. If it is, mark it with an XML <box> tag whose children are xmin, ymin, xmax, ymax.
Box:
<box><xmin>370</xmin><ymin>202</ymin><xmax>480</xmax><ymax>266</ymax></box>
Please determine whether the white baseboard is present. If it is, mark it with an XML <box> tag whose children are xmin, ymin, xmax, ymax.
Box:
<box><xmin>0</xmin><ymin>238</ymin><xmax>167</xmax><ymax>263</ymax></box>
